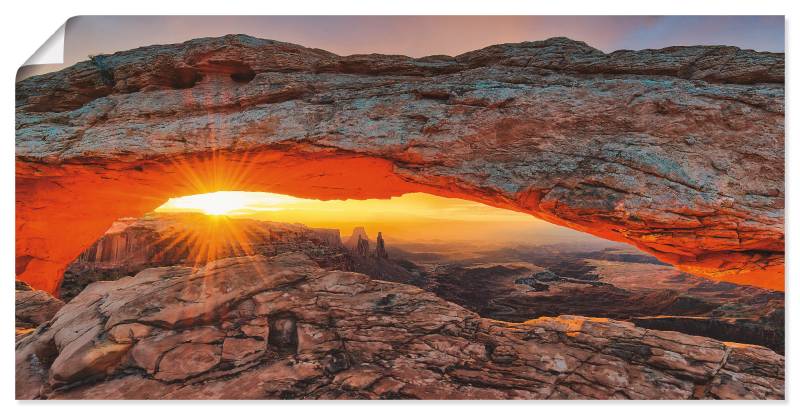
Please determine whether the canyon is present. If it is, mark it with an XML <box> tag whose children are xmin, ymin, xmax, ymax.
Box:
<box><xmin>46</xmin><ymin>213</ymin><xmax>783</xmax><ymax>354</ymax></box>
<box><xmin>16</xmin><ymin>35</ymin><xmax>784</xmax><ymax>293</ymax></box>
<box><xmin>59</xmin><ymin>213</ymin><xmax>351</xmax><ymax>301</ymax></box>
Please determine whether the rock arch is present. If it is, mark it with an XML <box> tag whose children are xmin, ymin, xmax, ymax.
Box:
<box><xmin>15</xmin><ymin>35</ymin><xmax>784</xmax><ymax>293</ymax></box>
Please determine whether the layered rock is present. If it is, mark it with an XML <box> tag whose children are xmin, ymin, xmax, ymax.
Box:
<box><xmin>356</xmin><ymin>236</ymin><xmax>370</xmax><ymax>258</ymax></box>
<box><xmin>376</xmin><ymin>232</ymin><xmax>388</xmax><ymax>259</ymax></box>
<box><xmin>15</xmin><ymin>35</ymin><xmax>784</xmax><ymax>293</ymax></box>
<box><xmin>15</xmin><ymin>253</ymin><xmax>784</xmax><ymax>399</ymax></box>
<box><xmin>389</xmin><ymin>244</ymin><xmax>784</xmax><ymax>353</ymax></box>
<box><xmin>60</xmin><ymin>212</ymin><xmax>350</xmax><ymax>301</ymax></box>
<box><xmin>345</xmin><ymin>227</ymin><xmax>391</xmax><ymax>260</ymax></box>
<box><xmin>632</xmin><ymin>315</ymin><xmax>784</xmax><ymax>355</ymax></box>
<box><xmin>15</xmin><ymin>281</ymin><xmax>64</xmax><ymax>341</ymax></box>
<box><xmin>345</xmin><ymin>227</ymin><xmax>370</xmax><ymax>252</ymax></box>
<box><xmin>58</xmin><ymin>213</ymin><xmax>784</xmax><ymax>352</ymax></box>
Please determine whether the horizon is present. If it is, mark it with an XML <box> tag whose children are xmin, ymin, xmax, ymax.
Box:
<box><xmin>154</xmin><ymin>191</ymin><xmax>617</xmax><ymax>248</ymax></box>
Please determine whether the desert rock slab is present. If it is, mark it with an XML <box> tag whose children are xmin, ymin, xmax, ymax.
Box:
<box><xmin>15</xmin><ymin>253</ymin><xmax>784</xmax><ymax>399</ymax></box>
<box><xmin>15</xmin><ymin>281</ymin><xmax>64</xmax><ymax>340</ymax></box>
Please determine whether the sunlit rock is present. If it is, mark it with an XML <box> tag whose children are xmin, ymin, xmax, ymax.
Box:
<box><xmin>15</xmin><ymin>253</ymin><xmax>784</xmax><ymax>399</ymax></box>
<box><xmin>15</xmin><ymin>35</ymin><xmax>784</xmax><ymax>292</ymax></box>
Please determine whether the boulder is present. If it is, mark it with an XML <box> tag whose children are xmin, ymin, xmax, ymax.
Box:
<box><xmin>15</xmin><ymin>281</ymin><xmax>64</xmax><ymax>340</ymax></box>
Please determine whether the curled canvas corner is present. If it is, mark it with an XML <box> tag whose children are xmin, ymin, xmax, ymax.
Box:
<box><xmin>16</xmin><ymin>22</ymin><xmax>66</xmax><ymax>81</ymax></box>
<box><xmin>24</xmin><ymin>22</ymin><xmax>65</xmax><ymax>66</ymax></box>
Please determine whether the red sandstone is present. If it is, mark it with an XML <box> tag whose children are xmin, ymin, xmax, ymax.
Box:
<box><xmin>15</xmin><ymin>36</ymin><xmax>784</xmax><ymax>292</ymax></box>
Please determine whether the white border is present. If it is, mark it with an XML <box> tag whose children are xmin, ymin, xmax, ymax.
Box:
<box><xmin>23</xmin><ymin>23</ymin><xmax>64</xmax><ymax>66</ymax></box>
<box><xmin>1</xmin><ymin>0</ymin><xmax>796</xmax><ymax>413</ymax></box>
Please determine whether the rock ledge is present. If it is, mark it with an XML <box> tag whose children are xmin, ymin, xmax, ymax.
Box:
<box><xmin>16</xmin><ymin>253</ymin><xmax>784</xmax><ymax>399</ymax></box>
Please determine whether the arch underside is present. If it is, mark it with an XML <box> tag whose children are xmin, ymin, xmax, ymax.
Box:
<box><xmin>15</xmin><ymin>36</ymin><xmax>785</xmax><ymax>293</ymax></box>
<box><xmin>15</xmin><ymin>145</ymin><xmax>783</xmax><ymax>293</ymax></box>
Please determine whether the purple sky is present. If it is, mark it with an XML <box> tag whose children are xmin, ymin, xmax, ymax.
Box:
<box><xmin>67</xmin><ymin>16</ymin><xmax>783</xmax><ymax>57</ymax></box>
<box><xmin>20</xmin><ymin>16</ymin><xmax>784</xmax><ymax>79</ymax></box>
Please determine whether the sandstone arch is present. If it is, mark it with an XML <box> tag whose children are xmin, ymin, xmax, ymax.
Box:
<box><xmin>15</xmin><ymin>35</ymin><xmax>785</xmax><ymax>293</ymax></box>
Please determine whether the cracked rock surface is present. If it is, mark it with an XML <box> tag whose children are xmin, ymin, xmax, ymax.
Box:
<box><xmin>15</xmin><ymin>35</ymin><xmax>784</xmax><ymax>291</ymax></box>
<box><xmin>15</xmin><ymin>253</ymin><xmax>784</xmax><ymax>399</ymax></box>
<box><xmin>15</xmin><ymin>281</ymin><xmax>64</xmax><ymax>341</ymax></box>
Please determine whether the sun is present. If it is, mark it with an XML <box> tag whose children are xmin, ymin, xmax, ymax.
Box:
<box><xmin>158</xmin><ymin>191</ymin><xmax>264</xmax><ymax>216</ymax></box>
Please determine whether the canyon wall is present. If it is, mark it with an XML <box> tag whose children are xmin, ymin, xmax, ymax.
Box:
<box><xmin>60</xmin><ymin>213</ymin><xmax>350</xmax><ymax>300</ymax></box>
<box><xmin>15</xmin><ymin>35</ymin><xmax>784</xmax><ymax>292</ymax></box>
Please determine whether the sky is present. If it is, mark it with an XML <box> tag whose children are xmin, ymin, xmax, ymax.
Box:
<box><xmin>20</xmin><ymin>16</ymin><xmax>784</xmax><ymax>78</ymax></box>
<box><xmin>63</xmin><ymin>16</ymin><xmax>785</xmax><ymax>58</ymax></box>
<box><xmin>155</xmin><ymin>191</ymin><xmax>609</xmax><ymax>247</ymax></box>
